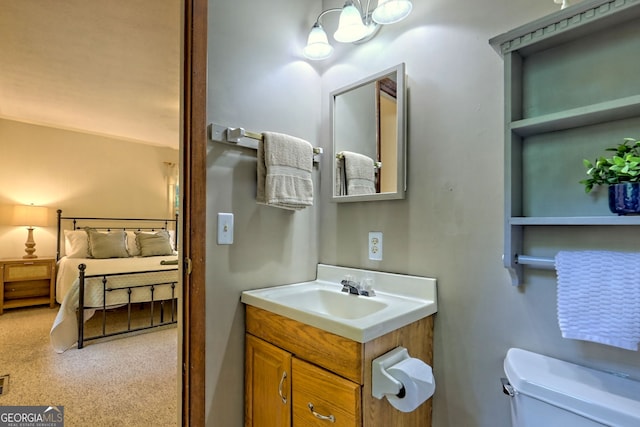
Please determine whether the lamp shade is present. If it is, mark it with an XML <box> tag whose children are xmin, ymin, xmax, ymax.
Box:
<box><xmin>303</xmin><ymin>23</ymin><xmax>334</xmax><ymax>60</ymax></box>
<box><xmin>12</xmin><ymin>204</ymin><xmax>48</xmax><ymax>227</ymax></box>
<box><xmin>372</xmin><ymin>0</ymin><xmax>413</xmax><ymax>25</ymax></box>
<box><xmin>334</xmin><ymin>1</ymin><xmax>369</xmax><ymax>43</ymax></box>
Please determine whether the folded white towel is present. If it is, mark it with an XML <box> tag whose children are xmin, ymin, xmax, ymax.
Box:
<box><xmin>340</xmin><ymin>151</ymin><xmax>376</xmax><ymax>195</ymax></box>
<box><xmin>555</xmin><ymin>250</ymin><xmax>640</xmax><ymax>351</ymax></box>
<box><xmin>335</xmin><ymin>157</ymin><xmax>346</xmax><ymax>196</ymax></box>
<box><xmin>257</xmin><ymin>131</ymin><xmax>313</xmax><ymax>210</ymax></box>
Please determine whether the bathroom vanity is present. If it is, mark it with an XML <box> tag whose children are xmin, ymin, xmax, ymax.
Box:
<box><xmin>242</xmin><ymin>265</ymin><xmax>437</xmax><ymax>427</ymax></box>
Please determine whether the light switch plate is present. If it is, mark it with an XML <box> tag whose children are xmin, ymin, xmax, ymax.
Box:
<box><xmin>217</xmin><ymin>213</ymin><xmax>234</xmax><ymax>245</ymax></box>
<box><xmin>369</xmin><ymin>231</ymin><xmax>383</xmax><ymax>261</ymax></box>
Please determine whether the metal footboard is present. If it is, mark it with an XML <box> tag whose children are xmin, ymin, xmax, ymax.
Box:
<box><xmin>77</xmin><ymin>264</ymin><xmax>179</xmax><ymax>349</ymax></box>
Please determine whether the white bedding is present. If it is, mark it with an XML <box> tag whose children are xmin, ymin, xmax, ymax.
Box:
<box><xmin>51</xmin><ymin>255</ymin><xmax>180</xmax><ymax>353</ymax></box>
<box><xmin>56</xmin><ymin>255</ymin><xmax>178</xmax><ymax>303</ymax></box>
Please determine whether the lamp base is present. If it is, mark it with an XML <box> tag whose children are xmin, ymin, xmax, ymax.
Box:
<box><xmin>23</xmin><ymin>227</ymin><xmax>38</xmax><ymax>259</ymax></box>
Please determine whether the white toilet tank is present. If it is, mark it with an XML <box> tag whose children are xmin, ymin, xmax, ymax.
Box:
<box><xmin>503</xmin><ymin>348</ymin><xmax>640</xmax><ymax>427</ymax></box>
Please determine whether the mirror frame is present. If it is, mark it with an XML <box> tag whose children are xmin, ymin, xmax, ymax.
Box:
<box><xmin>330</xmin><ymin>63</ymin><xmax>407</xmax><ymax>202</ymax></box>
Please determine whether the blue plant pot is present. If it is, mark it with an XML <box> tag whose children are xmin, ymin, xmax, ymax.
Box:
<box><xmin>608</xmin><ymin>183</ymin><xmax>640</xmax><ymax>215</ymax></box>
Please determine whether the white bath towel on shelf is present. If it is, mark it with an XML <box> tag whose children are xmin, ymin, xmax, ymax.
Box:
<box><xmin>340</xmin><ymin>151</ymin><xmax>376</xmax><ymax>195</ymax></box>
<box><xmin>335</xmin><ymin>157</ymin><xmax>347</xmax><ymax>196</ymax></box>
<box><xmin>257</xmin><ymin>131</ymin><xmax>313</xmax><ymax>210</ymax></box>
<box><xmin>555</xmin><ymin>250</ymin><xmax>640</xmax><ymax>351</ymax></box>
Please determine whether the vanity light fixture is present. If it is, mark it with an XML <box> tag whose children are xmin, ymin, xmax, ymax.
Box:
<box><xmin>553</xmin><ymin>0</ymin><xmax>572</xmax><ymax>9</ymax></box>
<box><xmin>303</xmin><ymin>22</ymin><xmax>334</xmax><ymax>60</ymax></box>
<box><xmin>303</xmin><ymin>0</ymin><xmax>413</xmax><ymax>61</ymax></box>
<box><xmin>372</xmin><ymin>0</ymin><xmax>414</xmax><ymax>24</ymax></box>
<box><xmin>333</xmin><ymin>1</ymin><xmax>371</xmax><ymax>43</ymax></box>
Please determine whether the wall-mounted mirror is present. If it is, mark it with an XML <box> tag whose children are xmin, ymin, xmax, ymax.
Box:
<box><xmin>331</xmin><ymin>63</ymin><xmax>406</xmax><ymax>202</ymax></box>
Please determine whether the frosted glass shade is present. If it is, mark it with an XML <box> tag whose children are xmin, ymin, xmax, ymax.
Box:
<box><xmin>12</xmin><ymin>204</ymin><xmax>48</xmax><ymax>227</ymax></box>
<box><xmin>303</xmin><ymin>23</ymin><xmax>334</xmax><ymax>60</ymax></box>
<box><xmin>334</xmin><ymin>3</ymin><xmax>369</xmax><ymax>43</ymax></box>
<box><xmin>372</xmin><ymin>0</ymin><xmax>413</xmax><ymax>24</ymax></box>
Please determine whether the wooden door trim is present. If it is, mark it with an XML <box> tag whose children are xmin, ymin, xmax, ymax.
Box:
<box><xmin>182</xmin><ymin>0</ymin><xmax>207</xmax><ymax>425</ymax></box>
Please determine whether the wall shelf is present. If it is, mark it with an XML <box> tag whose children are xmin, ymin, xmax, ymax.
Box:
<box><xmin>510</xmin><ymin>95</ymin><xmax>640</xmax><ymax>137</ymax></box>
<box><xmin>490</xmin><ymin>0</ymin><xmax>640</xmax><ymax>285</ymax></box>
<box><xmin>509</xmin><ymin>216</ymin><xmax>640</xmax><ymax>226</ymax></box>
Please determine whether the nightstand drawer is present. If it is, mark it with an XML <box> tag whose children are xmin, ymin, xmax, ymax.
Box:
<box><xmin>4</xmin><ymin>280</ymin><xmax>50</xmax><ymax>300</ymax></box>
<box><xmin>4</xmin><ymin>263</ymin><xmax>51</xmax><ymax>282</ymax></box>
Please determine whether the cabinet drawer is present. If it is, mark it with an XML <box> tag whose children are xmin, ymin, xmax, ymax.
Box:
<box><xmin>246</xmin><ymin>306</ymin><xmax>363</xmax><ymax>383</ymax></box>
<box><xmin>292</xmin><ymin>358</ymin><xmax>361</xmax><ymax>427</ymax></box>
<box><xmin>4</xmin><ymin>280</ymin><xmax>49</xmax><ymax>300</ymax></box>
<box><xmin>4</xmin><ymin>263</ymin><xmax>51</xmax><ymax>281</ymax></box>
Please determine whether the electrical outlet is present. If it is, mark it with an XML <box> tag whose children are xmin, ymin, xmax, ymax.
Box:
<box><xmin>369</xmin><ymin>231</ymin><xmax>383</xmax><ymax>261</ymax></box>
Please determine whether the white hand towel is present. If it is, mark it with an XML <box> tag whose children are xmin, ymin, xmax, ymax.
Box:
<box><xmin>335</xmin><ymin>157</ymin><xmax>347</xmax><ymax>196</ymax></box>
<box><xmin>257</xmin><ymin>131</ymin><xmax>313</xmax><ymax>210</ymax></box>
<box><xmin>555</xmin><ymin>250</ymin><xmax>640</xmax><ymax>351</ymax></box>
<box><xmin>340</xmin><ymin>151</ymin><xmax>376</xmax><ymax>195</ymax></box>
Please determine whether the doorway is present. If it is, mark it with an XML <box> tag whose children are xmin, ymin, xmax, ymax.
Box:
<box><xmin>180</xmin><ymin>0</ymin><xmax>207</xmax><ymax>425</ymax></box>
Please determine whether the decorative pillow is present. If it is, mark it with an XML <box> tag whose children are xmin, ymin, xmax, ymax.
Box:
<box><xmin>127</xmin><ymin>230</ymin><xmax>176</xmax><ymax>256</ymax></box>
<box><xmin>135</xmin><ymin>230</ymin><xmax>174</xmax><ymax>257</ymax></box>
<box><xmin>167</xmin><ymin>230</ymin><xmax>176</xmax><ymax>251</ymax></box>
<box><xmin>87</xmin><ymin>229</ymin><xmax>129</xmax><ymax>259</ymax></box>
<box><xmin>64</xmin><ymin>229</ymin><xmax>90</xmax><ymax>258</ymax></box>
<box><xmin>126</xmin><ymin>231</ymin><xmax>141</xmax><ymax>256</ymax></box>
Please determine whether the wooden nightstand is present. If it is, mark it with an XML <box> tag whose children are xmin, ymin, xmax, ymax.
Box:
<box><xmin>0</xmin><ymin>257</ymin><xmax>56</xmax><ymax>315</ymax></box>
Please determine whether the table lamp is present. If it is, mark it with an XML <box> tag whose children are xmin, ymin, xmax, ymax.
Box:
<box><xmin>12</xmin><ymin>204</ymin><xmax>48</xmax><ymax>259</ymax></box>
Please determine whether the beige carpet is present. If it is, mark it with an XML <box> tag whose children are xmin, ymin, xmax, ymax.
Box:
<box><xmin>0</xmin><ymin>306</ymin><xmax>177</xmax><ymax>426</ymax></box>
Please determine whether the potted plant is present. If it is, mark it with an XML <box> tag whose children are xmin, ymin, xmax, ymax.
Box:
<box><xmin>581</xmin><ymin>137</ymin><xmax>640</xmax><ymax>215</ymax></box>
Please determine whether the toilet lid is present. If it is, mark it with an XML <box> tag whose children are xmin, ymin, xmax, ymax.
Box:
<box><xmin>504</xmin><ymin>348</ymin><xmax>640</xmax><ymax>426</ymax></box>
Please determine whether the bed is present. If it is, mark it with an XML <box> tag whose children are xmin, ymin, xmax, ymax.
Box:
<box><xmin>50</xmin><ymin>210</ymin><xmax>180</xmax><ymax>352</ymax></box>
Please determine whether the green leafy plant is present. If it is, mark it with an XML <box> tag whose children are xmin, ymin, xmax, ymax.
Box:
<box><xmin>580</xmin><ymin>137</ymin><xmax>640</xmax><ymax>193</ymax></box>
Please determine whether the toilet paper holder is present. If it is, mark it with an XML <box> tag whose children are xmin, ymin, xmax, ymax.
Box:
<box><xmin>372</xmin><ymin>346</ymin><xmax>410</xmax><ymax>399</ymax></box>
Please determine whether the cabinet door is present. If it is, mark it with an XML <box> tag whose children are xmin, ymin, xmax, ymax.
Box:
<box><xmin>292</xmin><ymin>358</ymin><xmax>361</xmax><ymax>427</ymax></box>
<box><xmin>245</xmin><ymin>334</ymin><xmax>291</xmax><ymax>427</ymax></box>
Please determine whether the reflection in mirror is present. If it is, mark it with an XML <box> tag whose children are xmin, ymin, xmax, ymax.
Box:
<box><xmin>331</xmin><ymin>63</ymin><xmax>406</xmax><ymax>202</ymax></box>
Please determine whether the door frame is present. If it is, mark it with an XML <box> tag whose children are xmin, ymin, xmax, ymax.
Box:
<box><xmin>182</xmin><ymin>0</ymin><xmax>207</xmax><ymax>425</ymax></box>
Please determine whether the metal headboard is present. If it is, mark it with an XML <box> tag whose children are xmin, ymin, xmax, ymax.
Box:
<box><xmin>56</xmin><ymin>209</ymin><xmax>179</xmax><ymax>261</ymax></box>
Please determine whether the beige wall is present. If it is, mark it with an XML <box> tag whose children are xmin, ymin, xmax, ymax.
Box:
<box><xmin>206</xmin><ymin>0</ymin><xmax>640</xmax><ymax>426</ymax></box>
<box><xmin>205</xmin><ymin>1</ymin><xmax>322</xmax><ymax>425</ymax></box>
<box><xmin>318</xmin><ymin>0</ymin><xmax>640</xmax><ymax>426</ymax></box>
<box><xmin>0</xmin><ymin>118</ymin><xmax>178</xmax><ymax>259</ymax></box>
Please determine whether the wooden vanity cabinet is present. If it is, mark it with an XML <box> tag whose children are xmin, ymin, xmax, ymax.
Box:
<box><xmin>245</xmin><ymin>305</ymin><xmax>434</xmax><ymax>427</ymax></box>
<box><xmin>245</xmin><ymin>332</ymin><xmax>360</xmax><ymax>427</ymax></box>
<box><xmin>245</xmin><ymin>334</ymin><xmax>292</xmax><ymax>427</ymax></box>
<box><xmin>292</xmin><ymin>357</ymin><xmax>361</xmax><ymax>427</ymax></box>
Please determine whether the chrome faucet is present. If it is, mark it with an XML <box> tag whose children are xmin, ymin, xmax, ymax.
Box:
<box><xmin>341</xmin><ymin>279</ymin><xmax>375</xmax><ymax>297</ymax></box>
<box><xmin>341</xmin><ymin>279</ymin><xmax>361</xmax><ymax>295</ymax></box>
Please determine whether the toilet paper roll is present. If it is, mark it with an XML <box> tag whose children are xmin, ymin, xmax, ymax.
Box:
<box><xmin>385</xmin><ymin>357</ymin><xmax>435</xmax><ymax>413</ymax></box>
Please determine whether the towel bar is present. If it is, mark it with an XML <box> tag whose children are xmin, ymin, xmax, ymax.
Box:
<box><xmin>335</xmin><ymin>152</ymin><xmax>382</xmax><ymax>169</ymax></box>
<box><xmin>209</xmin><ymin>123</ymin><xmax>323</xmax><ymax>164</ymax></box>
<box><xmin>515</xmin><ymin>254</ymin><xmax>556</xmax><ymax>269</ymax></box>
<box><xmin>227</xmin><ymin>127</ymin><xmax>263</xmax><ymax>142</ymax></box>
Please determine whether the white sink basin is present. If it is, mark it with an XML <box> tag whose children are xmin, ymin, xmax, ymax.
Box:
<box><xmin>260</xmin><ymin>286</ymin><xmax>388</xmax><ymax>320</ymax></box>
<box><xmin>241</xmin><ymin>264</ymin><xmax>437</xmax><ymax>343</ymax></box>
